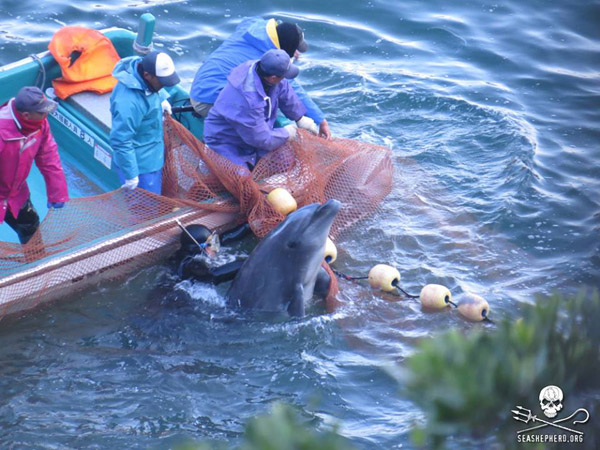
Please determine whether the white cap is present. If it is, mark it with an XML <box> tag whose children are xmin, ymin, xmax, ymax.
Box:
<box><xmin>141</xmin><ymin>51</ymin><xmax>180</xmax><ymax>86</ymax></box>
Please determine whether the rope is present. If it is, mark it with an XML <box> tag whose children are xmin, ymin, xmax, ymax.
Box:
<box><xmin>331</xmin><ymin>268</ymin><xmax>368</xmax><ymax>282</ymax></box>
<box><xmin>331</xmin><ymin>268</ymin><xmax>421</xmax><ymax>301</ymax></box>
<box><xmin>30</xmin><ymin>53</ymin><xmax>46</xmax><ymax>89</ymax></box>
<box><xmin>330</xmin><ymin>264</ymin><xmax>493</xmax><ymax>319</ymax></box>
<box><xmin>392</xmin><ymin>283</ymin><xmax>420</xmax><ymax>299</ymax></box>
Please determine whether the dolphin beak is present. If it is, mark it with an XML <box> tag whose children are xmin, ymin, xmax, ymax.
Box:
<box><xmin>314</xmin><ymin>199</ymin><xmax>342</xmax><ymax>227</ymax></box>
<box><xmin>318</xmin><ymin>199</ymin><xmax>342</xmax><ymax>216</ymax></box>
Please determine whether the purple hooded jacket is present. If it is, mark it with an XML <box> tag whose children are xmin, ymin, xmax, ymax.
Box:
<box><xmin>203</xmin><ymin>60</ymin><xmax>307</xmax><ymax>167</ymax></box>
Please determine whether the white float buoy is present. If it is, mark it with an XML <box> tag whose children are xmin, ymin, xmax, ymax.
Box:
<box><xmin>267</xmin><ymin>188</ymin><xmax>297</xmax><ymax>215</ymax></box>
<box><xmin>324</xmin><ymin>237</ymin><xmax>337</xmax><ymax>263</ymax></box>
<box><xmin>419</xmin><ymin>284</ymin><xmax>453</xmax><ymax>309</ymax></box>
<box><xmin>457</xmin><ymin>293</ymin><xmax>490</xmax><ymax>321</ymax></box>
<box><xmin>368</xmin><ymin>264</ymin><xmax>400</xmax><ymax>292</ymax></box>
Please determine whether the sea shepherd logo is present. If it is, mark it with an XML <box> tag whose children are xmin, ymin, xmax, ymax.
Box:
<box><xmin>512</xmin><ymin>385</ymin><xmax>590</xmax><ymax>444</ymax></box>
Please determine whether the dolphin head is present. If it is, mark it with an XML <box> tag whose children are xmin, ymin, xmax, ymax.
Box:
<box><xmin>269</xmin><ymin>199</ymin><xmax>341</xmax><ymax>261</ymax></box>
<box><xmin>227</xmin><ymin>199</ymin><xmax>342</xmax><ymax>317</ymax></box>
<box><xmin>266</xmin><ymin>199</ymin><xmax>341</xmax><ymax>303</ymax></box>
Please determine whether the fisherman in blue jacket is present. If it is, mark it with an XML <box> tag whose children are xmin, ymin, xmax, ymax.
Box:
<box><xmin>190</xmin><ymin>16</ymin><xmax>331</xmax><ymax>139</ymax></box>
<box><xmin>109</xmin><ymin>51</ymin><xmax>180</xmax><ymax>194</ymax></box>
<box><xmin>203</xmin><ymin>49</ymin><xmax>310</xmax><ymax>168</ymax></box>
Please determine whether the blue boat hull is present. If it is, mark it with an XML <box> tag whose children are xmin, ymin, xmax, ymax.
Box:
<box><xmin>0</xmin><ymin>22</ymin><xmax>232</xmax><ymax>317</ymax></box>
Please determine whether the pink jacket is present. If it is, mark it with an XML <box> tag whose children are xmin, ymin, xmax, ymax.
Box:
<box><xmin>0</xmin><ymin>99</ymin><xmax>69</xmax><ymax>223</ymax></box>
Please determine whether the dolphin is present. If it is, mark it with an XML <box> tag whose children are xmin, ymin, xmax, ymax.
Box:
<box><xmin>227</xmin><ymin>199</ymin><xmax>342</xmax><ymax>317</ymax></box>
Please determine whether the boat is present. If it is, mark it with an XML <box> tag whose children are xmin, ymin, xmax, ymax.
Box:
<box><xmin>0</xmin><ymin>14</ymin><xmax>240</xmax><ymax>318</ymax></box>
<box><xmin>0</xmin><ymin>14</ymin><xmax>394</xmax><ymax>320</ymax></box>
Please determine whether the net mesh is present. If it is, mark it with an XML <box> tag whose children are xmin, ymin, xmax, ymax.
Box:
<box><xmin>0</xmin><ymin>115</ymin><xmax>393</xmax><ymax>318</ymax></box>
<box><xmin>162</xmin><ymin>116</ymin><xmax>394</xmax><ymax>240</ymax></box>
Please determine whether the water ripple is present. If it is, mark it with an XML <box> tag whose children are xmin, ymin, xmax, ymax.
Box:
<box><xmin>1</xmin><ymin>0</ymin><xmax>599</xmax><ymax>448</ymax></box>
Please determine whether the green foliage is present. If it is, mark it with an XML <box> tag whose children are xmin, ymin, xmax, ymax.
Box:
<box><xmin>239</xmin><ymin>402</ymin><xmax>353</xmax><ymax>450</ymax></box>
<box><xmin>398</xmin><ymin>290</ymin><xmax>600</xmax><ymax>447</ymax></box>
<box><xmin>175</xmin><ymin>442</ymin><xmax>218</xmax><ymax>450</ymax></box>
<box><xmin>179</xmin><ymin>402</ymin><xmax>354</xmax><ymax>450</ymax></box>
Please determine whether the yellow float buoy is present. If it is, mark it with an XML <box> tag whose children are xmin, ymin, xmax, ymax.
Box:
<box><xmin>267</xmin><ymin>188</ymin><xmax>297</xmax><ymax>215</ymax></box>
<box><xmin>419</xmin><ymin>284</ymin><xmax>453</xmax><ymax>309</ymax></box>
<box><xmin>324</xmin><ymin>237</ymin><xmax>337</xmax><ymax>263</ymax></box>
<box><xmin>368</xmin><ymin>264</ymin><xmax>400</xmax><ymax>292</ymax></box>
<box><xmin>457</xmin><ymin>293</ymin><xmax>490</xmax><ymax>322</ymax></box>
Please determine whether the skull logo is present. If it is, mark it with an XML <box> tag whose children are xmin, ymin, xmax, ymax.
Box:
<box><xmin>539</xmin><ymin>385</ymin><xmax>563</xmax><ymax>418</ymax></box>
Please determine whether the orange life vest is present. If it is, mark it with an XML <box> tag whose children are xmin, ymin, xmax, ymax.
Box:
<box><xmin>48</xmin><ymin>26</ymin><xmax>120</xmax><ymax>99</ymax></box>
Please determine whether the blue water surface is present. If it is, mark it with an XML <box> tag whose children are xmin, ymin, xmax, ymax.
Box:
<box><xmin>0</xmin><ymin>0</ymin><xmax>598</xmax><ymax>448</ymax></box>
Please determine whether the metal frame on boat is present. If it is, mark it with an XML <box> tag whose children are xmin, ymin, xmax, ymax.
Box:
<box><xmin>0</xmin><ymin>209</ymin><xmax>237</xmax><ymax>317</ymax></box>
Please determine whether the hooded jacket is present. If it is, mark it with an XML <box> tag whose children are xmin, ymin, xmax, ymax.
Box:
<box><xmin>109</xmin><ymin>56</ymin><xmax>169</xmax><ymax>180</ymax></box>
<box><xmin>0</xmin><ymin>99</ymin><xmax>69</xmax><ymax>223</ymax></box>
<box><xmin>190</xmin><ymin>16</ymin><xmax>325</xmax><ymax>125</ymax></box>
<box><xmin>203</xmin><ymin>60</ymin><xmax>307</xmax><ymax>167</ymax></box>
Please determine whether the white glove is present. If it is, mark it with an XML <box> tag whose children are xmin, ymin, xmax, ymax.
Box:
<box><xmin>161</xmin><ymin>100</ymin><xmax>172</xmax><ymax>115</ymax></box>
<box><xmin>284</xmin><ymin>123</ymin><xmax>297</xmax><ymax>140</ymax></box>
<box><xmin>122</xmin><ymin>176</ymin><xmax>139</xmax><ymax>190</ymax></box>
<box><xmin>296</xmin><ymin>116</ymin><xmax>319</xmax><ymax>135</ymax></box>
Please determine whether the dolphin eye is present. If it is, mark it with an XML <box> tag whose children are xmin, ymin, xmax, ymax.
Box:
<box><xmin>287</xmin><ymin>241</ymin><xmax>299</xmax><ymax>249</ymax></box>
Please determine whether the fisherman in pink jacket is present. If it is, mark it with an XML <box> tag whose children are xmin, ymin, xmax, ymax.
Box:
<box><xmin>0</xmin><ymin>86</ymin><xmax>69</xmax><ymax>244</ymax></box>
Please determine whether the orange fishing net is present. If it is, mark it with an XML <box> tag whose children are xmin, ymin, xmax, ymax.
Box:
<box><xmin>0</xmin><ymin>190</ymin><xmax>233</xmax><ymax>318</ymax></box>
<box><xmin>161</xmin><ymin>116</ymin><xmax>394</xmax><ymax>308</ymax></box>
<box><xmin>0</xmin><ymin>115</ymin><xmax>393</xmax><ymax>318</ymax></box>
<box><xmin>162</xmin><ymin>116</ymin><xmax>394</xmax><ymax>240</ymax></box>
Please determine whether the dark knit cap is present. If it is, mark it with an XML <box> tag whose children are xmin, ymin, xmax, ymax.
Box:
<box><xmin>276</xmin><ymin>22</ymin><xmax>308</xmax><ymax>57</ymax></box>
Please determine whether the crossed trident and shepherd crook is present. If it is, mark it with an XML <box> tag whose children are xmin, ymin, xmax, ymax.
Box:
<box><xmin>512</xmin><ymin>406</ymin><xmax>589</xmax><ymax>435</ymax></box>
<box><xmin>512</xmin><ymin>385</ymin><xmax>590</xmax><ymax>435</ymax></box>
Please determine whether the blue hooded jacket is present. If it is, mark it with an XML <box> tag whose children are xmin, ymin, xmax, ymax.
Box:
<box><xmin>203</xmin><ymin>60</ymin><xmax>307</xmax><ymax>167</ymax></box>
<box><xmin>190</xmin><ymin>16</ymin><xmax>325</xmax><ymax>125</ymax></box>
<box><xmin>109</xmin><ymin>56</ymin><xmax>169</xmax><ymax>179</ymax></box>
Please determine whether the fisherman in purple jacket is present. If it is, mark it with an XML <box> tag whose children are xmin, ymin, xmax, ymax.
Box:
<box><xmin>203</xmin><ymin>49</ymin><xmax>319</xmax><ymax>169</ymax></box>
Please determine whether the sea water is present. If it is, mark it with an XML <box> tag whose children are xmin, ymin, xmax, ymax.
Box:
<box><xmin>0</xmin><ymin>0</ymin><xmax>598</xmax><ymax>448</ymax></box>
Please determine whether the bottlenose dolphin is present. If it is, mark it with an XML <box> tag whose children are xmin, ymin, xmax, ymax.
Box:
<box><xmin>227</xmin><ymin>199</ymin><xmax>342</xmax><ymax>317</ymax></box>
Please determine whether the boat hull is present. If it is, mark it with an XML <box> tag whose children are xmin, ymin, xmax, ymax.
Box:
<box><xmin>0</xmin><ymin>26</ymin><xmax>228</xmax><ymax>320</ymax></box>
